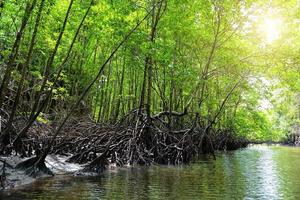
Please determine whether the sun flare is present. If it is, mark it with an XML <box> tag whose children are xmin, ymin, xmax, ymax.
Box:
<box><xmin>259</xmin><ymin>18</ymin><xmax>282</xmax><ymax>43</ymax></box>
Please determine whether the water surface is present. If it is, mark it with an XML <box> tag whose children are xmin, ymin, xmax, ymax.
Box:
<box><xmin>1</xmin><ymin>145</ymin><xmax>300</xmax><ymax>200</ymax></box>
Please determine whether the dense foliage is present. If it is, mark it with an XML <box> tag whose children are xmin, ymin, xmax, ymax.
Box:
<box><xmin>0</xmin><ymin>0</ymin><xmax>299</xmax><ymax>143</ymax></box>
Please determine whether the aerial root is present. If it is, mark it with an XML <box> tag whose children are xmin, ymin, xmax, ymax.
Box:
<box><xmin>2</xmin><ymin>110</ymin><xmax>248</xmax><ymax>174</ymax></box>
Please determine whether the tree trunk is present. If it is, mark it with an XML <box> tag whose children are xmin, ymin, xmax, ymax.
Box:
<box><xmin>0</xmin><ymin>0</ymin><xmax>37</xmax><ymax>107</ymax></box>
<box><xmin>138</xmin><ymin>0</ymin><xmax>164</xmax><ymax>118</ymax></box>
<box><xmin>0</xmin><ymin>0</ymin><xmax>45</xmax><ymax>150</ymax></box>
<box><xmin>12</xmin><ymin>0</ymin><xmax>77</xmax><ymax>145</ymax></box>
<box><xmin>29</xmin><ymin>0</ymin><xmax>74</xmax><ymax>119</ymax></box>
<box><xmin>114</xmin><ymin>53</ymin><xmax>126</xmax><ymax>121</ymax></box>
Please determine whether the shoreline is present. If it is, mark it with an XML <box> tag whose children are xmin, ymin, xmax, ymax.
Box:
<box><xmin>0</xmin><ymin>154</ymin><xmax>84</xmax><ymax>190</ymax></box>
<box><xmin>2</xmin><ymin>142</ymin><xmax>299</xmax><ymax>191</ymax></box>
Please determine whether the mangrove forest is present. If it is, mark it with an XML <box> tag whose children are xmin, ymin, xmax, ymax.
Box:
<box><xmin>1</xmin><ymin>0</ymin><xmax>300</xmax><ymax>199</ymax></box>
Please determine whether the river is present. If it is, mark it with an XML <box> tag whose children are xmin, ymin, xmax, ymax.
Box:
<box><xmin>1</xmin><ymin>145</ymin><xmax>300</xmax><ymax>200</ymax></box>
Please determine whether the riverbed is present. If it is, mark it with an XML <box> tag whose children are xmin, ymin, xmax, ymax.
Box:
<box><xmin>1</xmin><ymin>145</ymin><xmax>300</xmax><ymax>200</ymax></box>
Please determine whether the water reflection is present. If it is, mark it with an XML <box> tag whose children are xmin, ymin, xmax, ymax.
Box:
<box><xmin>258</xmin><ymin>146</ymin><xmax>281</xmax><ymax>199</ymax></box>
<box><xmin>240</xmin><ymin>146</ymin><xmax>282</xmax><ymax>199</ymax></box>
<box><xmin>1</xmin><ymin>145</ymin><xmax>300</xmax><ymax>200</ymax></box>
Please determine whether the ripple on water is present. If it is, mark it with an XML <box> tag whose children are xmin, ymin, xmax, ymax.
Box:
<box><xmin>1</xmin><ymin>145</ymin><xmax>300</xmax><ymax>200</ymax></box>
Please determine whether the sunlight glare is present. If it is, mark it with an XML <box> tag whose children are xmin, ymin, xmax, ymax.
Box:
<box><xmin>259</xmin><ymin>18</ymin><xmax>282</xmax><ymax>43</ymax></box>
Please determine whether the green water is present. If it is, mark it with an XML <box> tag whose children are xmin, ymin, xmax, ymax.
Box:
<box><xmin>1</xmin><ymin>145</ymin><xmax>300</xmax><ymax>200</ymax></box>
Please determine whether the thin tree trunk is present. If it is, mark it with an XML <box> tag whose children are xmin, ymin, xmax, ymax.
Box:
<box><xmin>23</xmin><ymin>5</ymin><xmax>158</xmax><ymax>173</ymax></box>
<box><xmin>13</xmin><ymin>0</ymin><xmax>78</xmax><ymax>144</ymax></box>
<box><xmin>9</xmin><ymin>0</ymin><xmax>45</xmax><ymax>122</ymax></box>
<box><xmin>114</xmin><ymin>53</ymin><xmax>126</xmax><ymax>121</ymax></box>
<box><xmin>0</xmin><ymin>0</ymin><xmax>45</xmax><ymax>147</ymax></box>
<box><xmin>139</xmin><ymin>0</ymin><xmax>164</xmax><ymax>118</ymax></box>
<box><xmin>29</xmin><ymin>0</ymin><xmax>74</xmax><ymax>119</ymax></box>
<box><xmin>0</xmin><ymin>0</ymin><xmax>37</xmax><ymax>107</ymax></box>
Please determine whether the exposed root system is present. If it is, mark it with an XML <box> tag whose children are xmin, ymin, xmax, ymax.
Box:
<box><xmin>0</xmin><ymin>109</ymin><xmax>248</xmax><ymax>175</ymax></box>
